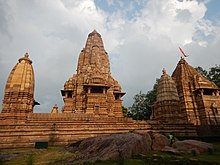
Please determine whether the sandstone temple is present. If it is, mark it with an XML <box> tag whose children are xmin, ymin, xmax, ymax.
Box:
<box><xmin>0</xmin><ymin>30</ymin><xmax>219</xmax><ymax>149</ymax></box>
<box><xmin>61</xmin><ymin>30</ymin><xmax>124</xmax><ymax>117</ymax></box>
<box><xmin>152</xmin><ymin>58</ymin><xmax>220</xmax><ymax>134</ymax></box>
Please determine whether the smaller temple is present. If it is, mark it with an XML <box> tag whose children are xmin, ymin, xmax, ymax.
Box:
<box><xmin>2</xmin><ymin>53</ymin><xmax>38</xmax><ymax>113</ymax></box>
<box><xmin>51</xmin><ymin>104</ymin><xmax>59</xmax><ymax>114</ymax></box>
<box><xmin>153</xmin><ymin>68</ymin><xmax>188</xmax><ymax>122</ymax></box>
<box><xmin>172</xmin><ymin>57</ymin><xmax>220</xmax><ymax>126</ymax></box>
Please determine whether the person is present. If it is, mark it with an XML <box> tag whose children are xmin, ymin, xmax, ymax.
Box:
<box><xmin>168</xmin><ymin>132</ymin><xmax>174</xmax><ymax>146</ymax></box>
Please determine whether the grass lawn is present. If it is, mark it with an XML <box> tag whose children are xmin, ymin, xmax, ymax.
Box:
<box><xmin>0</xmin><ymin>143</ymin><xmax>220</xmax><ymax>165</ymax></box>
<box><xmin>0</xmin><ymin>147</ymin><xmax>75</xmax><ymax>165</ymax></box>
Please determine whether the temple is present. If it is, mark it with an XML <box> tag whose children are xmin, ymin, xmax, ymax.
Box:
<box><xmin>153</xmin><ymin>57</ymin><xmax>220</xmax><ymax>134</ymax></box>
<box><xmin>2</xmin><ymin>53</ymin><xmax>37</xmax><ymax>114</ymax></box>
<box><xmin>3</xmin><ymin>30</ymin><xmax>219</xmax><ymax>149</ymax></box>
<box><xmin>172</xmin><ymin>57</ymin><xmax>220</xmax><ymax>126</ymax></box>
<box><xmin>61</xmin><ymin>30</ymin><xmax>125</xmax><ymax>117</ymax></box>
<box><xmin>153</xmin><ymin>68</ymin><xmax>188</xmax><ymax>122</ymax></box>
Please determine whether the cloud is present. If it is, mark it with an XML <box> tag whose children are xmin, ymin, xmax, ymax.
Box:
<box><xmin>100</xmin><ymin>0</ymin><xmax>220</xmax><ymax>106</ymax></box>
<box><xmin>0</xmin><ymin>0</ymin><xmax>106</xmax><ymax>113</ymax></box>
<box><xmin>0</xmin><ymin>0</ymin><xmax>220</xmax><ymax>113</ymax></box>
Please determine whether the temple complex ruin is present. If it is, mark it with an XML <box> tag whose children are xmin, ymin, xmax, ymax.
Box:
<box><xmin>1</xmin><ymin>30</ymin><xmax>219</xmax><ymax>149</ymax></box>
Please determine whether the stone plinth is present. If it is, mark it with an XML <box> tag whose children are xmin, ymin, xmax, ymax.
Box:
<box><xmin>0</xmin><ymin>113</ymin><xmax>196</xmax><ymax>149</ymax></box>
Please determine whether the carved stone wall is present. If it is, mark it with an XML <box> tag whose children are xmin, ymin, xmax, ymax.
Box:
<box><xmin>153</xmin><ymin>69</ymin><xmax>187</xmax><ymax>122</ymax></box>
<box><xmin>61</xmin><ymin>30</ymin><xmax>125</xmax><ymax>117</ymax></box>
<box><xmin>172</xmin><ymin>58</ymin><xmax>220</xmax><ymax>125</ymax></box>
<box><xmin>0</xmin><ymin>113</ymin><xmax>197</xmax><ymax>149</ymax></box>
<box><xmin>2</xmin><ymin>53</ymin><xmax>36</xmax><ymax>113</ymax></box>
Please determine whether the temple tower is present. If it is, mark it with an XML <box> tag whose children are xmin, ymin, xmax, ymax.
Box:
<box><xmin>2</xmin><ymin>53</ymin><xmax>37</xmax><ymax>113</ymax></box>
<box><xmin>172</xmin><ymin>57</ymin><xmax>220</xmax><ymax>125</ymax></box>
<box><xmin>61</xmin><ymin>30</ymin><xmax>125</xmax><ymax>117</ymax></box>
<box><xmin>153</xmin><ymin>69</ymin><xmax>187</xmax><ymax>122</ymax></box>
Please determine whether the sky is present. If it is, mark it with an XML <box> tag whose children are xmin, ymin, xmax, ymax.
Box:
<box><xmin>0</xmin><ymin>0</ymin><xmax>220</xmax><ymax>113</ymax></box>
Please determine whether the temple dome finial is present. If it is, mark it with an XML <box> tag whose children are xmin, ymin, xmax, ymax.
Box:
<box><xmin>18</xmin><ymin>52</ymin><xmax>32</xmax><ymax>64</ymax></box>
<box><xmin>162</xmin><ymin>68</ymin><xmax>166</xmax><ymax>75</ymax></box>
<box><xmin>88</xmin><ymin>29</ymin><xmax>101</xmax><ymax>37</ymax></box>
<box><xmin>25</xmin><ymin>52</ymin><xmax>29</xmax><ymax>58</ymax></box>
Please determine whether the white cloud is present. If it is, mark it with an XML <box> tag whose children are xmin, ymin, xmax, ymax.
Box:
<box><xmin>0</xmin><ymin>0</ymin><xmax>220</xmax><ymax>112</ymax></box>
<box><xmin>0</xmin><ymin>0</ymin><xmax>106</xmax><ymax>112</ymax></box>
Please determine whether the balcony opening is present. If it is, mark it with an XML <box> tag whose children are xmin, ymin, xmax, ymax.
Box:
<box><xmin>67</xmin><ymin>91</ymin><xmax>72</xmax><ymax>98</ymax></box>
<box><xmin>91</xmin><ymin>86</ymin><xmax>103</xmax><ymax>93</ymax></box>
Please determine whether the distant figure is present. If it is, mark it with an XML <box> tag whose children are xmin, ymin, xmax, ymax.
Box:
<box><xmin>168</xmin><ymin>133</ymin><xmax>174</xmax><ymax>146</ymax></box>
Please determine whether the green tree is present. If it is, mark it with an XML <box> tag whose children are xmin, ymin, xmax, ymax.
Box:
<box><xmin>195</xmin><ymin>66</ymin><xmax>209</xmax><ymax>79</ymax></box>
<box><xmin>121</xmin><ymin>105</ymin><xmax>128</xmax><ymax>117</ymax></box>
<box><xmin>129</xmin><ymin>79</ymin><xmax>158</xmax><ymax>120</ymax></box>
<box><xmin>129</xmin><ymin>91</ymin><xmax>148</xmax><ymax>120</ymax></box>
<box><xmin>195</xmin><ymin>65</ymin><xmax>220</xmax><ymax>88</ymax></box>
<box><xmin>209</xmin><ymin>65</ymin><xmax>220</xmax><ymax>88</ymax></box>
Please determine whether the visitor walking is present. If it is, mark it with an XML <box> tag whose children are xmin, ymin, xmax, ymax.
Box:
<box><xmin>168</xmin><ymin>133</ymin><xmax>174</xmax><ymax>146</ymax></box>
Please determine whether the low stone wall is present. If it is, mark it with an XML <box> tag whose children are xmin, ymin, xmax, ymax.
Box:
<box><xmin>0</xmin><ymin>113</ymin><xmax>197</xmax><ymax>149</ymax></box>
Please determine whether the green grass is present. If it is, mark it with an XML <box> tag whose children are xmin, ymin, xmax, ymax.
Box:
<box><xmin>195</xmin><ymin>142</ymin><xmax>220</xmax><ymax>164</ymax></box>
<box><xmin>1</xmin><ymin>143</ymin><xmax>220</xmax><ymax>165</ymax></box>
<box><xmin>92</xmin><ymin>143</ymin><xmax>220</xmax><ymax>165</ymax></box>
<box><xmin>0</xmin><ymin>147</ymin><xmax>75</xmax><ymax>165</ymax></box>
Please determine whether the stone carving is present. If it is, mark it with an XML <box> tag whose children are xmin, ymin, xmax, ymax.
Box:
<box><xmin>172</xmin><ymin>57</ymin><xmax>220</xmax><ymax>125</ymax></box>
<box><xmin>2</xmin><ymin>53</ymin><xmax>39</xmax><ymax>113</ymax></box>
<box><xmin>153</xmin><ymin>68</ymin><xmax>187</xmax><ymax>122</ymax></box>
<box><xmin>153</xmin><ymin>58</ymin><xmax>220</xmax><ymax>127</ymax></box>
<box><xmin>61</xmin><ymin>30</ymin><xmax>125</xmax><ymax>117</ymax></box>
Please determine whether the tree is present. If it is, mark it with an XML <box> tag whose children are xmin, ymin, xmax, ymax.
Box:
<box><xmin>129</xmin><ymin>79</ymin><xmax>158</xmax><ymax>120</ymax></box>
<box><xmin>195</xmin><ymin>66</ymin><xmax>209</xmax><ymax>79</ymax></box>
<box><xmin>129</xmin><ymin>91</ymin><xmax>148</xmax><ymax>120</ymax></box>
<box><xmin>209</xmin><ymin>65</ymin><xmax>220</xmax><ymax>88</ymax></box>
<box><xmin>121</xmin><ymin>105</ymin><xmax>128</xmax><ymax>117</ymax></box>
<box><xmin>195</xmin><ymin>65</ymin><xmax>220</xmax><ymax>88</ymax></box>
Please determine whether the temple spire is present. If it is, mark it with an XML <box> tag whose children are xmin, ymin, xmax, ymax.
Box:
<box><xmin>162</xmin><ymin>68</ymin><xmax>166</xmax><ymax>75</ymax></box>
<box><xmin>61</xmin><ymin>30</ymin><xmax>125</xmax><ymax>117</ymax></box>
<box><xmin>25</xmin><ymin>52</ymin><xmax>29</xmax><ymax>57</ymax></box>
<box><xmin>153</xmin><ymin>69</ymin><xmax>187</xmax><ymax>122</ymax></box>
<box><xmin>2</xmin><ymin>53</ymin><xmax>36</xmax><ymax>113</ymax></box>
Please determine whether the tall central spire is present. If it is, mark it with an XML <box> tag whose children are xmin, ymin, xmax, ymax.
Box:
<box><xmin>86</xmin><ymin>30</ymin><xmax>104</xmax><ymax>48</ymax></box>
<box><xmin>77</xmin><ymin>30</ymin><xmax>110</xmax><ymax>79</ymax></box>
<box><xmin>61</xmin><ymin>30</ymin><xmax>125</xmax><ymax>117</ymax></box>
